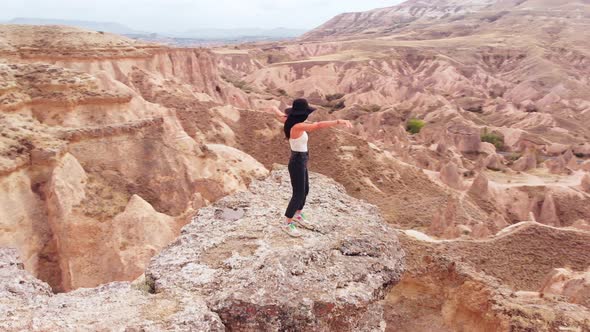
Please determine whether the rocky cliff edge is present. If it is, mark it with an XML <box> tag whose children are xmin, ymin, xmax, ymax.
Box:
<box><xmin>0</xmin><ymin>167</ymin><xmax>405</xmax><ymax>331</ymax></box>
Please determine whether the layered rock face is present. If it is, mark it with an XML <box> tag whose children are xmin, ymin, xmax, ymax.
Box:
<box><xmin>387</xmin><ymin>223</ymin><xmax>590</xmax><ymax>331</ymax></box>
<box><xmin>0</xmin><ymin>26</ymin><xmax>267</xmax><ymax>291</ymax></box>
<box><xmin>302</xmin><ymin>0</ymin><xmax>497</xmax><ymax>40</ymax></box>
<box><xmin>302</xmin><ymin>0</ymin><xmax>590</xmax><ymax>41</ymax></box>
<box><xmin>1</xmin><ymin>169</ymin><xmax>405</xmax><ymax>331</ymax></box>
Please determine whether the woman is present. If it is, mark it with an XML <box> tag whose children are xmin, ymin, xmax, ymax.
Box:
<box><xmin>273</xmin><ymin>98</ymin><xmax>352</xmax><ymax>237</ymax></box>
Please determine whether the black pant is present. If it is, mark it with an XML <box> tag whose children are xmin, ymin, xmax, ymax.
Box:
<box><xmin>285</xmin><ymin>151</ymin><xmax>309</xmax><ymax>219</ymax></box>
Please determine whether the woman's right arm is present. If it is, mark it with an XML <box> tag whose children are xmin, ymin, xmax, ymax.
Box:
<box><xmin>295</xmin><ymin>119</ymin><xmax>353</xmax><ymax>132</ymax></box>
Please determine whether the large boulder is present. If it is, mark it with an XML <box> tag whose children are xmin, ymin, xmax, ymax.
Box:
<box><xmin>545</xmin><ymin>156</ymin><xmax>571</xmax><ymax>175</ymax></box>
<box><xmin>480</xmin><ymin>153</ymin><xmax>506</xmax><ymax>171</ymax></box>
<box><xmin>512</xmin><ymin>149</ymin><xmax>537</xmax><ymax>172</ymax></box>
<box><xmin>146</xmin><ymin>168</ymin><xmax>405</xmax><ymax>331</ymax></box>
<box><xmin>563</xmin><ymin>149</ymin><xmax>575</xmax><ymax>162</ymax></box>
<box><xmin>479</xmin><ymin>142</ymin><xmax>497</xmax><ymax>155</ymax></box>
<box><xmin>540</xmin><ymin>268</ymin><xmax>590</xmax><ymax>308</ymax></box>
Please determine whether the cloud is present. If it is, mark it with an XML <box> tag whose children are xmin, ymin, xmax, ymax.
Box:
<box><xmin>1</xmin><ymin>0</ymin><xmax>400</xmax><ymax>32</ymax></box>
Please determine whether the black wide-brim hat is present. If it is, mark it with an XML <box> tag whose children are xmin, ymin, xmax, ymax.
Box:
<box><xmin>285</xmin><ymin>98</ymin><xmax>316</xmax><ymax>117</ymax></box>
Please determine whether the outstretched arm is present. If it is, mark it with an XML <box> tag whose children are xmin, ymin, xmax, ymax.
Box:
<box><xmin>271</xmin><ymin>107</ymin><xmax>287</xmax><ymax>123</ymax></box>
<box><xmin>293</xmin><ymin>119</ymin><xmax>353</xmax><ymax>133</ymax></box>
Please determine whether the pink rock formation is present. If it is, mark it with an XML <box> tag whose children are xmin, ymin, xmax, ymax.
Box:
<box><xmin>582</xmin><ymin>174</ymin><xmax>590</xmax><ymax>193</ymax></box>
<box><xmin>488</xmin><ymin>212</ymin><xmax>510</xmax><ymax>234</ymax></box>
<box><xmin>0</xmin><ymin>31</ymin><xmax>268</xmax><ymax>291</ymax></box>
<box><xmin>483</xmin><ymin>154</ymin><xmax>506</xmax><ymax>171</ymax></box>
<box><xmin>567</xmin><ymin>156</ymin><xmax>580</xmax><ymax>171</ymax></box>
<box><xmin>563</xmin><ymin>149</ymin><xmax>575</xmax><ymax>162</ymax></box>
<box><xmin>513</xmin><ymin>149</ymin><xmax>538</xmax><ymax>172</ymax></box>
<box><xmin>538</xmin><ymin>192</ymin><xmax>560</xmax><ymax>227</ymax></box>
<box><xmin>472</xmin><ymin>223</ymin><xmax>493</xmax><ymax>238</ymax></box>
<box><xmin>540</xmin><ymin>268</ymin><xmax>590</xmax><ymax>308</ymax></box>
<box><xmin>545</xmin><ymin>156</ymin><xmax>571</xmax><ymax>175</ymax></box>
<box><xmin>468</xmin><ymin>173</ymin><xmax>490</xmax><ymax>200</ymax></box>
<box><xmin>110</xmin><ymin>195</ymin><xmax>177</xmax><ymax>281</ymax></box>
<box><xmin>440</xmin><ymin>162</ymin><xmax>464</xmax><ymax>190</ymax></box>
<box><xmin>479</xmin><ymin>142</ymin><xmax>497</xmax><ymax>155</ymax></box>
<box><xmin>445</xmin><ymin>124</ymin><xmax>481</xmax><ymax>154</ymax></box>
<box><xmin>429</xmin><ymin>199</ymin><xmax>459</xmax><ymax>238</ymax></box>
<box><xmin>546</xmin><ymin>143</ymin><xmax>570</xmax><ymax>156</ymax></box>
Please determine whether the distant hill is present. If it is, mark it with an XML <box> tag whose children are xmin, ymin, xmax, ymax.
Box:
<box><xmin>301</xmin><ymin>0</ymin><xmax>590</xmax><ymax>41</ymax></box>
<box><xmin>3</xmin><ymin>18</ymin><xmax>307</xmax><ymax>45</ymax></box>
<box><xmin>7</xmin><ymin>18</ymin><xmax>141</xmax><ymax>34</ymax></box>
<box><xmin>173</xmin><ymin>27</ymin><xmax>307</xmax><ymax>39</ymax></box>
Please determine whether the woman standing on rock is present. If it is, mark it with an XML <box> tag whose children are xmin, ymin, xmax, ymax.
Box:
<box><xmin>273</xmin><ymin>98</ymin><xmax>352</xmax><ymax>237</ymax></box>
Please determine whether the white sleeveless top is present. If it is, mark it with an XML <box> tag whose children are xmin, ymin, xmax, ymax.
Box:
<box><xmin>289</xmin><ymin>132</ymin><xmax>308</xmax><ymax>152</ymax></box>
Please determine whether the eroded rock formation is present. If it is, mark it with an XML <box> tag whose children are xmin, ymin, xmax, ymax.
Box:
<box><xmin>540</xmin><ymin>267</ymin><xmax>590</xmax><ymax>309</ymax></box>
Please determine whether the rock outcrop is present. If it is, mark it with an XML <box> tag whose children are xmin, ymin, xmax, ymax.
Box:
<box><xmin>0</xmin><ymin>248</ymin><xmax>224</xmax><ymax>332</ymax></box>
<box><xmin>147</xmin><ymin>168</ymin><xmax>405</xmax><ymax>331</ymax></box>
<box><xmin>468</xmin><ymin>172</ymin><xmax>490</xmax><ymax>200</ymax></box>
<box><xmin>513</xmin><ymin>149</ymin><xmax>538</xmax><ymax>172</ymax></box>
<box><xmin>545</xmin><ymin>156</ymin><xmax>571</xmax><ymax>175</ymax></box>
<box><xmin>582</xmin><ymin>174</ymin><xmax>590</xmax><ymax>193</ymax></box>
<box><xmin>481</xmin><ymin>153</ymin><xmax>506</xmax><ymax>171</ymax></box>
<box><xmin>439</xmin><ymin>162</ymin><xmax>464</xmax><ymax>190</ymax></box>
<box><xmin>1</xmin><ymin>168</ymin><xmax>405</xmax><ymax>331</ymax></box>
<box><xmin>540</xmin><ymin>267</ymin><xmax>590</xmax><ymax>309</ymax></box>
<box><xmin>538</xmin><ymin>192</ymin><xmax>560</xmax><ymax>227</ymax></box>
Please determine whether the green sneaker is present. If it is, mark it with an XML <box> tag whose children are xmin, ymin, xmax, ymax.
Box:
<box><xmin>282</xmin><ymin>222</ymin><xmax>302</xmax><ymax>237</ymax></box>
<box><xmin>295</xmin><ymin>213</ymin><xmax>314</xmax><ymax>230</ymax></box>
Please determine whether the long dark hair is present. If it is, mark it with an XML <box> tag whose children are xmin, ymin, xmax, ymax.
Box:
<box><xmin>284</xmin><ymin>114</ymin><xmax>308</xmax><ymax>139</ymax></box>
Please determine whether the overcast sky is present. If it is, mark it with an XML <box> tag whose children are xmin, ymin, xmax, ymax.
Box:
<box><xmin>1</xmin><ymin>0</ymin><xmax>401</xmax><ymax>32</ymax></box>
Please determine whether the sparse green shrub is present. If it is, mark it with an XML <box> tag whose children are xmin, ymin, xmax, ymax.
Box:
<box><xmin>481</xmin><ymin>130</ymin><xmax>504</xmax><ymax>150</ymax></box>
<box><xmin>406</xmin><ymin>119</ymin><xmax>425</xmax><ymax>134</ymax></box>
<box><xmin>326</xmin><ymin>93</ymin><xmax>345</xmax><ymax>102</ymax></box>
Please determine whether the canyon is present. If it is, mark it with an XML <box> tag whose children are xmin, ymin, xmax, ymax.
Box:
<box><xmin>1</xmin><ymin>0</ymin><xmax>590</xmax><ymax>330</ymax></box>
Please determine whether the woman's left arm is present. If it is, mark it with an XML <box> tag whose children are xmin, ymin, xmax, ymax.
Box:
<box><xmin>271</xmin><ymin>107</ymin><xmax>287</xmax><ymax>123</ymax></box>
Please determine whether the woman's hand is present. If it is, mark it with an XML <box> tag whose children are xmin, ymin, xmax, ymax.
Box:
<box><xmin>337</xmin><ymin>119</ymin><xmax>353</xmax><ymax>129</ymax></box>
<box><xmin>271</xmin><ymin>106</ymin><xmax>287</xmax><ymax>123</ymax></box>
